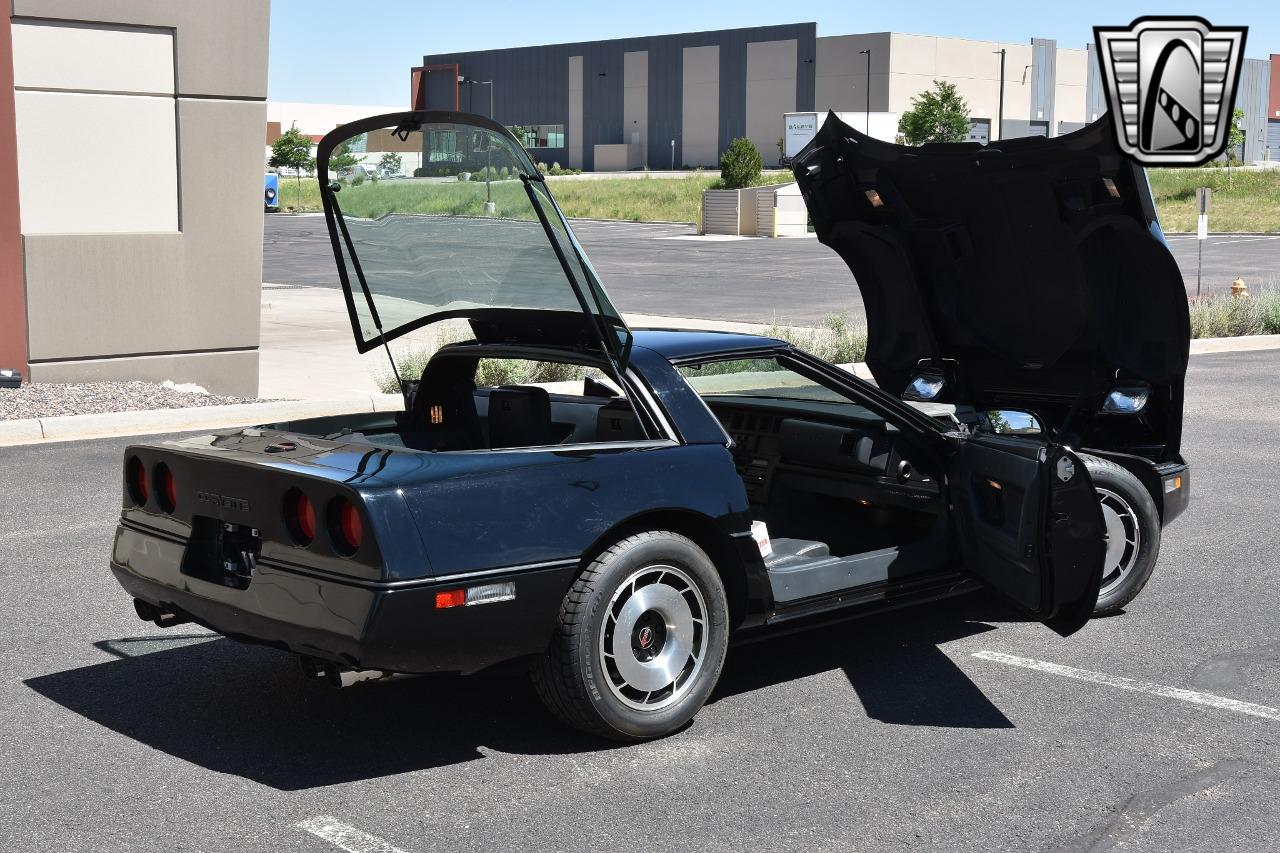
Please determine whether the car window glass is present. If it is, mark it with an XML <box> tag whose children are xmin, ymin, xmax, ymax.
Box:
<box><xmin>471</xmin><ymin>358</ymin><xmax>619</xmax><ymax>397</ymax></box>
<box><xmin>322</xmin><ymin>121</ymin><xmax>625</xmax><ymax>349</ymax></box>
<box><xmin>678</xmin><ymin>357</ymin><xmax>853</xmax><ymax>404</ymax></box>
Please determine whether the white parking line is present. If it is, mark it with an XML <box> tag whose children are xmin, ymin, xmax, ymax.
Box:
<box><xmin>972</xmin><ymin>651</ymin><xmax>1280</xmax><ymax>722</ymax></box>
<box><xmin>1207</xmin><ymin>236</ymin><xmax>1280</xmax><ymax>245</ymax></box>
<box><xmin>297</xmin><ymin>817</ymin><xmax>411</xmax><ymax>853</ymax></box>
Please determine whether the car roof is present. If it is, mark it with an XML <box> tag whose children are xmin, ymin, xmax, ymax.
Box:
<box><xmin>630</xmin><ymin>328</ymin><xmax>788</xmax><ymax>361</ymax></box>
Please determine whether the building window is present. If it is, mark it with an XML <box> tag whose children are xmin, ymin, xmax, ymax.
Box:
<box><xmin>427</xmin><ymin>129</ymin><xmax>460</xmax><ymax>162</ymax></box>
<box><xmin>509</xmin><ymin>124</ymin><xmax>565</xmax><ymax>149</ymax></box>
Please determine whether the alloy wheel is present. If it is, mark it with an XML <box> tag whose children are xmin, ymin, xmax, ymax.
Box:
<box><xmin>599</xmin><ymin>564</ymin><xmax>708</xmax><ymax>711</ymax></box>
<box><xmin>1098</xmin><ymin>487</ymin><xmax>1142</xmax><ymax>594</ymax></box>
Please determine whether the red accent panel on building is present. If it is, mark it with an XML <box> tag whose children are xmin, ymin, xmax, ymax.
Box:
<box><xmin>410</xmin><ymin>66</ymin><xmax>423</xmax><ymax>110</ymax></box>
<box><xmin>0</xmin><ymin>17</ymin><xmax>27</xmax><ymax>378</ymax></box>
<box><xmin>1269</xmin><ymin>55</ymin><xmax>1280</xmax><ymax>120</ymax></box>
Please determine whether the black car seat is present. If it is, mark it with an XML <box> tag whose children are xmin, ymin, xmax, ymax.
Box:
<box><xmin>487</xmin><ymin>385</ymin><xmax>553</xmax><ymax>448</ymax></box>
<box><xmin>407</xmin><ymin>356</ymin><xmax>484</xmax><ymax>450</ymax></box>
<box><xmin>595</xmin><ymin>398</ymin><xmax>644</xmax><ymax>442</ymax></box>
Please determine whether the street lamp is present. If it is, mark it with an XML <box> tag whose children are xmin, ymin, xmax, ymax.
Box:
<box><xmin>858</xmin><ymin>49</ymin><xmax>871</xmax><ymax>133</ymax></box>
<box><xmin>460</xmin><ymin>76</ymin><xmax>496</xmax><ymax>213</ymax></box>
<box><xmin>993</xmin><ymin>49</ymin><xmax>1006</xmax><ymax>141</ymax></box>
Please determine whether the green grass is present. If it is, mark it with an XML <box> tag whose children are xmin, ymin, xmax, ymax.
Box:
<box><xmin>1148</xmin><ymin>168</ymin><xmax>1280</xmax><ymax>233</ymax></box>
<box><xmin>273</xmin><ymin>172</ymin><xmax>794</xmax><ymax>223</ymax></box>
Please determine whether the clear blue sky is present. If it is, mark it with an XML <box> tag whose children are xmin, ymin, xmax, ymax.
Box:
<box><xmin>268</xmin><ymin>1</ymin><xmax>1277</xmax><ymax>105</ymax></box>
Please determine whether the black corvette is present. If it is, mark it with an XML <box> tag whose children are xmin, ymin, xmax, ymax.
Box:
<box><xmin>110</xmin><ymin>111</ymin><xmax>1190</xmax><ymax>740</ymax></box>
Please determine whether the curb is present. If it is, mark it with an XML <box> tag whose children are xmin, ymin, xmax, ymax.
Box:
<box><xmin>1190</xmin><ymin>334</ymin><xmax>1280</xmax><ymax>354</ymax></box>
<box><xmin>0</xmin><ymin>394</ymin><xmax>404</xmax><ymax>448</ymax></box>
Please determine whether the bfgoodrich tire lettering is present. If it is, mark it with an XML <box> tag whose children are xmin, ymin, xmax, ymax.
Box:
<box><xmin>1081</xmin><ymin>455</ymin><xmax>1162</xmax><ymax>615</ymax></box>
<box><xmin>532</xmin><ymin>530</ymin><xmax>730</xmax><ymax>740</ymax></box>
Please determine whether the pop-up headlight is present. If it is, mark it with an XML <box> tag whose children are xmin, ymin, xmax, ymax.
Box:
<box><xmin>1102</xmin><ymin>383</ymin><xmax>1150</xmax><ymax>414</ymax></box>
<box><xmin>903</xmin><ymin>372</ymin><xmax>945</xmax><ymax>402</ymax></box>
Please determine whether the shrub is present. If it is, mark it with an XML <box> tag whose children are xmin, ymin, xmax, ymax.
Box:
<box><xmin>719</xmin><ymin>138</ymin><xmax>762</xmax><ymax>189</ymax></box>
<box><xmin>1188</xmin><ymin>294</ymin><xmax>1263</xmax><ymax>338</ymax></box>
<box><xmin>764</xmin><ymin>313</ymin><xmax>868</xmax><ymax>364</ymax></box>
<box><xmin>351</xmin><ymin>173</ymin><xmax>365</xmax><ymax>187</ymax></box>
<box><xmin>1259</xmin><ymin>286</ymin><xmax>1280</xmax><ymax>335</ymax></box>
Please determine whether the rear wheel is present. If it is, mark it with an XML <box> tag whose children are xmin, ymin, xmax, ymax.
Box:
<box><xmin>1082</xmin><ymin>456</ymin><xmax>1161</xmax><ymax>615</ymax></box>
<box><xmin>532</xmin><ymin>530</ymin><xmax>730</xmax><ymax>740</ymax></box>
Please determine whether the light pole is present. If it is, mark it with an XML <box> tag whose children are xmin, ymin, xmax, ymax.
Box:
<box><xmin>858</xmin><ymin>49</ymin><xmax>871</xmax><ymax>133</ymax></box>
<box><xmin>993</xmin><ymin>49</ymin><xmax>1006</xmax><ymax>141</ymax></box>
<box><xmin>460</xmin><ymin>76</ymin><xmax>496</xmax><ymax>212</ymax></box>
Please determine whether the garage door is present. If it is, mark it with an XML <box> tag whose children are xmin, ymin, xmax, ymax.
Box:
<box><xmin>967</xmin><ymin>118</ymin><xmax>991</xmax><ymax>144</ymax></box>
<box><xmin>1268</xmin><ymin>119</ymin><xmax>1280</xmax><ymax>162</ymax></box>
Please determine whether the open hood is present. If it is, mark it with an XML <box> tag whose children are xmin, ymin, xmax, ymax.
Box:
<box><xmin>792</xmin><ymin>113</ymin><xmax>1190</xmax><ymax>461</ymax></box>
<box><xmin>317</xmin><ymin>111</ymin><xmax>631</xmax><ymax>364</ymax></box>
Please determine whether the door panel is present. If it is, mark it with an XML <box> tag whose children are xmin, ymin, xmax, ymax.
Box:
<box><xmin>950</xmin><ymin>436</ymin><xmax>1105</xmax><ymax>634</ymax></box>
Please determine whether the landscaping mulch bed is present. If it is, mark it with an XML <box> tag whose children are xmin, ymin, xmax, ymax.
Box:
<box><xmin>0</xmin><ymin>381</ymin><xmax>273</xmax><ymax>421</ymax></box>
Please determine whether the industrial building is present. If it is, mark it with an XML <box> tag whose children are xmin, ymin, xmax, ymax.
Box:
<box><xmin>414</xmin><ymin>23</ymin><xmax>1280</xmax><ymax>170</ymax></box>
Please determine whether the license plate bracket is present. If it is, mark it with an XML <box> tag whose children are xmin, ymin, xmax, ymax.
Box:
<box><xmin>181</xmin><ymin>516</ymin><xmax>262</xmax><ymax>589</ymax></box>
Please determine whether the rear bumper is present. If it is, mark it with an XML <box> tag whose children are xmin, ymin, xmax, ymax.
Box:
<box><xmin>111</xmin><ymin>523</ymin><xmax>576</xmax><ymax>674</ymax></box>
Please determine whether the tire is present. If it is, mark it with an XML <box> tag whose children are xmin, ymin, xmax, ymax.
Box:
<box><xmin>1081</xmin><ymin>455</ymin><xmax>1162</xmax><ymax>615</ymax></box>
<box><xmin>532</xmin><ymin>530</ymin><xmax>730</xmax><ymax>741</ymax></box>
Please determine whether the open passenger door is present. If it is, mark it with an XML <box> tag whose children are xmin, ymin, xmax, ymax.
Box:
<box><xmin>950</xmin><ymin>435</ymin><xmax>1105</xmax><ymax>636</ymax></box>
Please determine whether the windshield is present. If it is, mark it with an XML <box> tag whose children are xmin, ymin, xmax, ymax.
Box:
<box><xmin>678</xmin><ymin>357</ymin><xmax>855</xmax><ymax>404</ymax></box>
<box><xmin>318</xmin><ymin>113</ymin><xmax>629</xmax><ymax>360</ymax></box>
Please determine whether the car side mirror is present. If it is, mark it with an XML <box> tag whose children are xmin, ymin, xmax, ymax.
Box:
<box><xmin>978</xmin><ymin>409</ymin><xmax>1043</xmax><ymax>436</ymax></box>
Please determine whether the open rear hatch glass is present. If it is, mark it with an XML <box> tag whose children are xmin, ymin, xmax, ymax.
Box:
<box><xmin>317</xmin><ymin>111</ymin><xmax>631</xmax><ymax>365</ymax></box>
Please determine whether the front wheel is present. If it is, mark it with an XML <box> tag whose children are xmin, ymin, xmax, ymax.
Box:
<box><xmin>532</xmin><ymin>530</ymin><xmax>730</xmax><ymax>740</ymax></box>
<box><xmin>1082</xmin><ymin>456</ymin><xmax>1162</xmax><ymax>615</ymax></box>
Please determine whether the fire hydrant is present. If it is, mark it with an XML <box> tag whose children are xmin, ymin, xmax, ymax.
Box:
<box><xmin>1231</xmin><ymin>277</ymin><xmax>1249</xmax><ymax>297</ymax></box>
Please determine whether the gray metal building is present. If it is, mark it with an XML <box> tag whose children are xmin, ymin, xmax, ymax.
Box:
<box><xmin>414</xmin><ymin>23</ymin><xmax>816</xmax><ymax>171</ymax></box>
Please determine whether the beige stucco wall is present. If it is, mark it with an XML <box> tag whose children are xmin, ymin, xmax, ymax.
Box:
<box><xmin>815</xmin><ymin>33</ymin><xmax>891</xmax><ymax>114</ymax></box>
<box><xmin>623</xmin><ymin>50</ymin><xmax>648</xmax><ymax>168</ymax></box>
<box><xmin>568</xmin><ymin>55</ymin><xmax>583</xmax><ymax>169</ymax></box>
<box><xmin>681</xmin><ymin>45</ymin><xmax>719</xmax><ymax>167</ymax></box>
<box><xmin>744</xmin><ymin>39</ymin><xmax>796</xmax><ymax>165</ymax></box>
<box><xmin>1054</xmin><ymin>47</ymin><xmax>1089</xmax><ymax>126</ymax></box>
<box><xmin>887</xmin><ymin>33</ymin><xmax>1032</xmax><ymax>141</ymax></box>
<box><xmin>13</xmin><ymin>1</ymin><xmax>268</xmax><ymax>396</ymax></box>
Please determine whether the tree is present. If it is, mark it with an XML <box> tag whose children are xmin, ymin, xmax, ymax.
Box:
<box><xmin>378</xmin><ymin>152</ymin><xmax>403</xmax><ymax>176</ymax></box>
<box><xmin>719</xmin><ymin>137</ymin><xmax>763</xmax><ymax>189</ymax></box>
<box><xmin>897</xmin><ymin>80</ymin><xmax>971</xmax><ymax>146</ymax></box>
<box><xmin>328</xmin><ymin>141</ymin><xmax>360</xmax><ymax>179</ymax></box>
<box><xmin>267</xmin><ymin>125</ymin><xmax>315</xmax><ymax>212</ymax></box>
<box><xmin>1227</xmin><ymin>107</ymin><xmax>1246</xmax><ymax>164</ymax></box>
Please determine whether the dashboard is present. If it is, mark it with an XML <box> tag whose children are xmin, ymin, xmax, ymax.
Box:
<box><xmin>706</xmin><ymin>396</ymin><xmax>941</xmax><ymax>512</ymax></box>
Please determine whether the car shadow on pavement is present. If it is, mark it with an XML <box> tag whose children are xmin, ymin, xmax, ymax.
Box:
<box><xmin>26</xmin><ymin>595</ymin><xmax>1023</xmax><ymax>789</ymax></box>
<box><xmin>24</xmin><ymin>633</ymin><xmax>608</xmax><ymax>791</ymax></box>
<box><xmin>712</xmin><ymin>596</ymin><xmax>1019</xmax><ymax>729</ymax></box>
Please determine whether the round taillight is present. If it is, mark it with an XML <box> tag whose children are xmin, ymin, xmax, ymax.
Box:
<box><xmin>126</xmin><ymin>456</ymin><xmax>148</xmax><ymax>506</ymax></box>
<box><xmin>284</xmin><ymin>489</ymin><xmax>316</xmax><ymax>546</ymax></box>
<box><xmin>328</xmin><ymin>498</ymin><xmax>363</xmax><ymax>556</ymax></box>
<box><xmin>154</xmin><ymin>463</ymin><xmax>177</xmax><ymax>513</ymax></box>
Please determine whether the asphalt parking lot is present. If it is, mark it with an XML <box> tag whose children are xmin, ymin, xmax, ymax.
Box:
<box><xmin>264</xmin><ymin>215</ymin><xmax>1280</xmax><ymax>326</ymax></box>
<box><xmin>3</xmin><ymin>350</ymin><xmax>1279</xmax><ymax>852</ymax></box>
